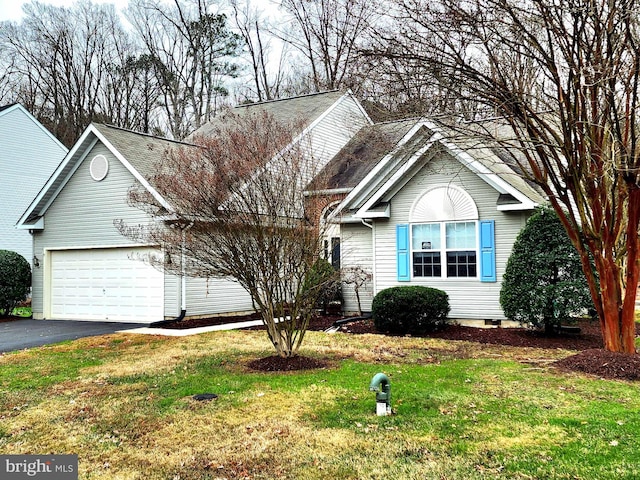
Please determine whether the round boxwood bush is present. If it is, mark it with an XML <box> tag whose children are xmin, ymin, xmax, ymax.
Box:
<box><xmin>372</xmin><ymin>286</ymin><xmax>450</xmax><ymax>334</ymax></box>
<box><xmin>500</xmin><ymin>205</ymin><xmax>592</xmax><ymax>334</ymax></box>
<box><xmin>0</xmin><ymin>250</ymin><xmax>31</xmax><ymax>316</ymax></box>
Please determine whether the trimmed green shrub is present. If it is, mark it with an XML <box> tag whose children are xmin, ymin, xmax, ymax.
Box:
<box><xmin>372</xmin><ymin>286</ymin><xmax>450</xmax><ymax>334</ymax></box>
<box><xmin>0</xmin><ymin>250</ymin><xmax>31</xmax><ymax>316</ymax></box>
<box><xmin>500</xmin><ymin>206</ymin><xmax>593</xmax><ymax>334</ymax></box>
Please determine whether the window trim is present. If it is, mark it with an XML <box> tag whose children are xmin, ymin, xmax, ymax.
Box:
<box><xmin>410</xmin><ymin>220</ymin><xmax>479</xmax><ymax>279</ymax></box>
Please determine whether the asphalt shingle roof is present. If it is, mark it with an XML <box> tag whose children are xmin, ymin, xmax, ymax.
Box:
<box><xmin>92</xmin><ymin>124</ymin><xmax>199</xmax><ymax>180</ymax></box>
<box><xmin>311</xmin><ymin>118</ymin><xmax>418</xmax><ymax>190</ymax></box>
<box><xmin>189</xmin><ymin>90</ymin><xmax>345</xmax><ymax>139</ymax></box>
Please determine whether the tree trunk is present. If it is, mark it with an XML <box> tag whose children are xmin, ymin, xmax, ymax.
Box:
<box><xmin>593</xmin><ymin>187</ymin><xmax>640</xmax><ymax>354</ymax></box>
<box><xmin>600</xmin><ymin>292</ymin><xmax>636</xmax><ymax>354</ymax></box>
<box><xmin>262</xmin><ymin>310</ymin><xmax>297</xmax><ymax>358</ymax></box>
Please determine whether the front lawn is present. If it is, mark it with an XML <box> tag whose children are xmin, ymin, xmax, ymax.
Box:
<box><xmin>1</xmin><ymin>330</ymin><xmax>639</xmax><ymax>479</ymax></box>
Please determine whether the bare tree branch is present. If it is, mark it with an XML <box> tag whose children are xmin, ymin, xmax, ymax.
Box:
<box><xmin>273</xmin><ymin>0</ymin><xmax>377</xmax><ymax>91</ymax></box>
<box><xmin>127</xmin><ymin>0</ymin><xmax>242</xmax><ymax>139</ymax></box>
<box><xmin>119</xmin><ymin>111</ymin><xmax>336</xmax><ymax>357</ymax></box>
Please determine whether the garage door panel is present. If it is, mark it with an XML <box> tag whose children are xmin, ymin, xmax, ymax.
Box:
<box><xmin>50</xmin><ymin>248</ymin><xmax>164</xmax><ymax>323</ymax></box>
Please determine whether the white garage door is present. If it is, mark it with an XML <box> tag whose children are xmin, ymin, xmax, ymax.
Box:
<box><xmin>50</xmin><ymin>247</ymin><xmax>164</xmax><ymax>323</ymax></box>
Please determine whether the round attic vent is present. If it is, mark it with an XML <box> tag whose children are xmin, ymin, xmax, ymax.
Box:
<box><xmin>90</xmin><ymin>154</ymin><xmax>109</xmax><ymax>181</ymax></box>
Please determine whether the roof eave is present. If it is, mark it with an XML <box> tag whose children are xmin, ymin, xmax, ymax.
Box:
<box><xmin>17</xmin><ymin>124</ymin><xmax>174</xmax><ymax>228</ymax></box>
<box><xmin>497</xmin><ymin>200</ymin><xmax>539</xmax><ymax>211</ymax></box>
<box><xmin>17</xmin><ymin>126</ymin><xmax>98</xmax><ymax>228</ymax></box>
<box><xmin>353</xmin><ymin>202</ymin><xmax>391</xmax><ymax>219</ymax></box>
<box><xmin>16</xmin><ymin>217</ymin><xmax>44</xmax><ymax>230</ymax></box>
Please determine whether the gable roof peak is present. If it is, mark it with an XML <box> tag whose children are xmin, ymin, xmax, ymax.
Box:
<box><xmin>188</xmin><ymin>90</ymin><xmax>363</xmax><ymax>140</ymax></box>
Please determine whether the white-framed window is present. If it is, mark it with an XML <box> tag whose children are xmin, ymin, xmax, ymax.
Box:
<box><xmin>320</xmin><ymin>202</ymin><xmax>341</xmax><ymax>270</ymax></box>
<box><xmin>397</xmin><ymin>183</ymin><xmax>496</xmax><ymax>282</ymax></box>
<box><xmin>411</xmin><ymin>221</ymin><xmax>478</xmax><ymax>278</ymax></box>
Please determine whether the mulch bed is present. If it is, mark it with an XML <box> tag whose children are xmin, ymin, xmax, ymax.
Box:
<box><xmin>0</xmin><ymin>315</ymin><xmax>27</xmax><ymax>324</ymax></box>
<box><xmin>246</xmin><ymin>355</ymin><xmax>330</xmax><ymax>372</ymax></box>
<box><xmin>163</xmin><ymin>314</ymin><xmax>640</xmax><ymax>380</ymax></box>
<box><xmin>158</xmin><ymin>312</ymin><xmax>262</xmax><ymax>329</ymax></box>
<box><xmin>554</xmin><ymin>348</ymin><xmax>640</xmax><ymax>381</ymax></box>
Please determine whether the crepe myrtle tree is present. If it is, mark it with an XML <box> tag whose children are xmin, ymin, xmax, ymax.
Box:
<box><xmin>372</xmin><ymin>0</ymin><xmax>640</xmax><ymax>353</ymax></box>
<box><xmin>118</xmin><ymin>111</ymin><xmax>336</xmax><ymax>357</ymax></box>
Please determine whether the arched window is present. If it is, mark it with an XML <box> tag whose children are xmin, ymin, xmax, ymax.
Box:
<box><xmin>410</xmin><ymin>185</ymin><xmax>478</xmax><ymax>222</ymax></box>
<box><xmin>410</xmin><ymin>185</ymin><xmax>479</xmax><ymax>278</ymax></box>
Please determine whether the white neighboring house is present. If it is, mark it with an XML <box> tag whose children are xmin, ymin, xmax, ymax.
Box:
<box><xmin>315</xmin><ymin>118</ymin><xmax>547</xmax><ymax>322</ymax></box>
<box><xmin>0</xmin><ymin>104</ymin><xmax>67</xmax><ymax>264</ymax></box>
<box><xmin>17</xmin><ymin>91</ymin><xmax>372</xmax><ymax>323</ymax></box>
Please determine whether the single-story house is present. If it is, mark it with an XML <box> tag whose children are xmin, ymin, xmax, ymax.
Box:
<box><xmin>17</xmin><ymin>90</ymin><xmax>371</xmax><ymax>323</ymax></box>
<box><xmin>0</xmin><ymin>104</ymin><xmax>68</xmax><ymax>264</ymax></box>
<box><xmin>317</xmin><ymin>118</ymin><xmax>546</xmax><ymax>321</ymax></box>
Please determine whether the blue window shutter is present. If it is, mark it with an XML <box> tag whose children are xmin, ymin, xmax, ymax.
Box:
<box><xmin>397</xmin><ymin>224</ymin><xmax>410</xmax><ymax>282</ymax></box>
<box><xmin>479</xmin><ymin>220</ymin><xmax>496</xmax><ymax>282</ymax></box>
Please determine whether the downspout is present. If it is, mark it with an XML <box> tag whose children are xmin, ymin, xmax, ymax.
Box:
<box><xmin>180</xmin><ymin>225</ymin><xmax>188</xmax><ymax>318</ymax></box>
<box><xmin>361</xmin><ymin>218</ymin><xmax>376</xmax><ymax>307</ymax></box>
<box><xmin>150</xmin><ymin>223</ymin><xmax>191</xmax><ymax>327</ymax></box>
<box><xmin>361</xmin><ymin>218</ymin><xmax>373</xmax><ymax>230</ymax></box>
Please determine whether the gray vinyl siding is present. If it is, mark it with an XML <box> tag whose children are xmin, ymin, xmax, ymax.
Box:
<box><xmin>370</xmin><ymin>150</ymin><xmax>529</xmax><ymax>320</ymax></box>
<box><xmin>33</xmin><ymin>143</ymin><xmax>152</xmax><ymax>247</ymax></box>
<box><xmin>0</xmin><ymin>106</ymin><xmax>67</xmax><ymax>263</ymax></box>
<box><xmin>164</xmin><ymin>274</ymin><xmax>181</xmax><ymax>318</ymax></box>
<box><xmin>307</xmin><ymin>96</ymin><xmax>370</xmax><ymax>172</ymax></box>
<box><xmin>185</xmin><ymin>277</ymin><xmax>254</xmax><ymax>317</ymax></box>
<box><xmin>341</xmin><ymin>223</ymin><xmax>374</xmax><ymax>313</ymax></box>
<box><xmin>31</xmin><ymin>142</ymin><xmax>179</xmax><ymax>318</ymax></box>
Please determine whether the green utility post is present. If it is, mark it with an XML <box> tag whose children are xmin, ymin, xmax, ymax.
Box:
<box><xmin>369</xmin><ymin>373</ymin><xmax>391</xmax><ymax>416</ymax></box>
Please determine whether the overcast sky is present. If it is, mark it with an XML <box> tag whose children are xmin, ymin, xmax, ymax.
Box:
<box><xmin>0</xmin><ymin>0</ymin><xmax>130</xmax><ymax>22</ymax></box>
<box><xmin>0</xmin><ymin>0</ymin><xmax>281</xmax><ymax>23</ymax></box>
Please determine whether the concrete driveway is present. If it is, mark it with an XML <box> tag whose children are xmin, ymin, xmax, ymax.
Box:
<box><xmin>0</xmin><ymin>318</ymin><xmax>146</xmax><ymax>353</ymax></box>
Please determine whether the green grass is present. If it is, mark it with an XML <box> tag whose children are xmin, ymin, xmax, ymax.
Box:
<box><xmin>12</xmin><ymin>306</ymin><xmax>32</xmax><ymax>317</ymax></box>
<box><xmin>1</xmin><ymin>306</ymin><xmax>32</xmax><ymax>317</ymax></box>
<box><xmin>1</xmin><ymin>330</ymin><xmax>639</xmax><ymax>479</ymax></box>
